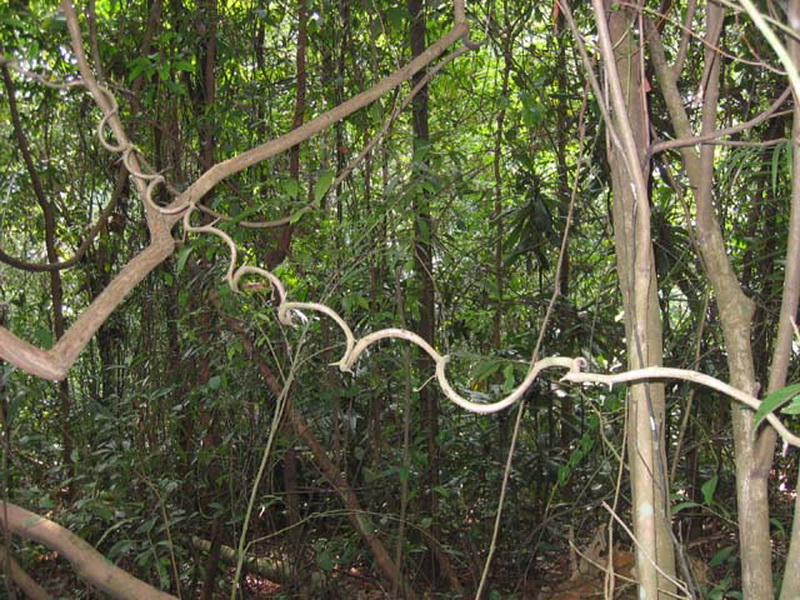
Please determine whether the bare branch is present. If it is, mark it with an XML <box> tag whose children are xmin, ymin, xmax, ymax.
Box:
<box><xmin>648</xmin><ymin>85</ymin><xmax>792</xmax><ymax>157</ymax></box>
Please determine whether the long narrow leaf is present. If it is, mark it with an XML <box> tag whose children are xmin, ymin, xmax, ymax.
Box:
<box><xmin>752</xmin><ymin>383</ymin><xmax>800</xmax><ymax>433</ymax></box>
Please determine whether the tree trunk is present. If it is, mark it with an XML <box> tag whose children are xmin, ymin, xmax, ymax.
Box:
<box><xmin>646</xmin><ymin>5</ymin><xmax>773</xmax><ymax>597</ymax></box>
<box><xmin>280</xmin><ymin>0</ymin><xmax>309</xmax><ymax>575</ymax></box>
<box><xmin>407</xmin><ymin>0</ymin><xmax>445</xmax><ymax>588</ymax></box>
<box><xmin>598</xmin><ymin>2</ymin><xmax>676</xmax><ymax>597</ymax></box>
<box><xmin>776</xmin><ymin>3</ymin><xmax>800</xmax><ymax>598</ymax></box>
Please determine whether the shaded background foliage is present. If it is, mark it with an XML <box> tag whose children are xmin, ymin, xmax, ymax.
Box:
<box><xmin>1</xmin><ymin>0</ymin><xmax>798</xmax><ymax>598</ymax></box>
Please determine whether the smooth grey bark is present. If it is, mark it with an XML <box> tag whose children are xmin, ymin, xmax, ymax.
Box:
<box><xmin>647</xmin><ymin>5</ymin><xmax>774</xmax><ymax>598</ymax></box>
<box><xmin>598</xmin><ymin>2</ymin><xmax>676</xmax><ymax>597</ymax></box>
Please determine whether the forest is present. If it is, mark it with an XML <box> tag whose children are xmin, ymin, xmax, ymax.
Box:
<box><xmin>1</xmin><ymin>0</ymin><xmax>800</xmax><ymax>598</ymax></box>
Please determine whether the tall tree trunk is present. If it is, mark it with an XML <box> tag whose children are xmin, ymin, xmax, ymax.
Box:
<box><xmin>407</xmin><ymin>0</ymin><xmax>438</xmax><ymax>578</ymax></box>
<box><xmin>597</xmin><ymin>2</ymin><xmax>676</xmax><ymax>597</ymax></box>
<box><xmin>406</xmin><ymin>1</ymin><xmax>462</xmax><ymax>592</ymax></box>
<box><xmin>553</xmin><ymin>32</ymin><xmax>573</xmax><ymax>448</ymax></box>
<box><xmin>280</xmin><ymin>0</ymin><xmax>308</xmax><ymax>578</ymax></box>
<box><xmin>776</xmin><ymin>3</ymin><xmax>800</xmax><ymax>598</ymax></box>
<box><xmin>647</xmin><ymin>5</ymin><xmax>774</xmax><ymax>596</ymax></box>
<box><xmin>492</xmin><ymin>53</ymin><xmax>510</xmax><ymax>352</ymax></box>
<box><xmin>191</xmin><ymin>2</ymin><xmax>223</xmax><ymax>595</ymax></box>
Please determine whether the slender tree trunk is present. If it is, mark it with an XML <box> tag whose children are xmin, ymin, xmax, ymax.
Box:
<box><xmin>554</xmin><ymin>33</ymin><xmax>573</xmax><ymax>448</ymax></box>
<box><xmin>599</xmin><ymin>2</ymin><xmax>676</xmax><ymax>597</ymax></box>
<box><xmin>777</xmin><ymin>3</ymin><xmax>800</xmax><ymax>598</ymax></box>
<box><xmin>492</xmin><ymin>37</ymin><xmax>513</xmax><ymax>497</ymax></box>
<box><xmin>191</xmin><ymin>3</ymin><xmax>224</xmax><ymax>595</ymax></box>
<box><xmin>647</xmin><ymin>5</ymin><xmax>773</xmax><ymax>597</ymax></box>
<box><xmin>407</xmin><ymin>0</ymin><xmax>442</xmax><ymax>586</ymax></box>
<box><xmin>492</xmin><ymin>52</ymin><xmax>510</xmax><ymax>352</ymax></box>
<box><xmin>280</xmin><ymin>0</ymin><xmax>308</xmax><ymax>576</ymax></box>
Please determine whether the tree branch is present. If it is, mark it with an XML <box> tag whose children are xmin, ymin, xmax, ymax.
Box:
<box><xmin>0</xmin><ymin>502</ymin><xmax>175</xmax><ymax>600</ymax></box>
<box><xmin>0</xmin><ymin>545</ymin><xmax>52</xmax><ymax>600</ymax></box>
<box><xmin>562</xmin><ymin>366</ymin><xmax>800</xmax><ymax>447</ymax></box>
<box><xmin>0</xmin><ymin>0</ymin><xmax>474</xmax><ymax>381</ymax></box>
<box><xmin>648</xmin><ymin>79</ymin><xmax>791</xmax><ymax>158</ymax></box>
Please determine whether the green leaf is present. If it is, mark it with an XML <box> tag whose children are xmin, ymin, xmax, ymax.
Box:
<box><xmin>281</xmin><ymin>178</ymin><xmax>300</xmax><ymax>199</ymax></box>
<box><xmin>230</xmin><ymin>205</ymin><xmax>261</xmax><ymax>224</ymax></box>
<box><xmin>557</xmin><ymin>465</ymin><xmax>568</xmax><ymax>487</ymax></box>
<box><xmin>385</xmin><ymin>7</ymin><xmax>407</xmax><ymax>29</ymax></box>
<box><xmin>672</xmin><ymin>501</ymin><xmax>701</xmax><ymax>515</ymax></box>
<box><xmin>92</xmin><ymin>502</ymin><xmax>114</xmax><ymax>520</ymax></box>
<box><xmin>289</xmin><ymin>208</ymin><xmax>307</xmax><ymax>225</ymax></box>
<box><xmin>771</xmin><ymin>517</ymin><xmax>787</xmax><ymax>537</ymax></box>
<box><xmin>34</xmin><ymin>326</ymin><xmax>53</xmax><ymax>349</ymax></box>
<box><xmin>701</xmin><ymin>474</ymin><xmax>718</xmax><ymax>506</ymax></box>
<box><xmin>752</xmin><ymin>383</ymin><xmax>800</xmax><ymax>432</ymax></box>
<box><xmin>127</xmin><ymin>56</ymin><xmax>153</xmax><ymax>82</ymax></box>
<box><xmin>156</xmin><ymin>557</ymin><xmax>170</xmax><ymax>589</ymax></box>
<box><xmin>415</xmin><ymin>217</ymin><xmax>431</xmax><ymax>242</ymax></box>
<box><xmin>771</xmin><ymin>140</ymin><xmax>789</xmax><ymax>199</ymax></box>
<box><xmin>314</xmin><ymin>170</ymin><xmax>335</xmax><ymax>203</ymax></box>
<box><xmin>317</xmin><ymin>548</ymin><xmax>334</xmax><ymax>571</ymax></box>
<box><xmin>398</xmin><ymin>466</ymin><xmax>410</xmax><ymax>483</ymax></box>
<box><xmin>176</xmin><ymin>245</ymin><xmax>193</xmax><ymax>274</ymax></box>
<box><xmin>502</xmin><ymin>364</ymin><xmax>515</xmax><ymax>394</ymax></box>
<box><xmin>108</xmin><ymin>539</ymin><xmax>135</xmax><ymax>560</ymax></box>
<box><xmin>781</xmin><ymin>398</ymin><xmax>800</xmax><ymax>415</ymax></box>
<box><xmin>174</xmin><ymin>59</ymin><xmax>194</xmax><ymax>73</ymax></box>
<box><xmin>709</xmin><ymin>545</ymin><xmax>735</xmax><ymax>568</ymax></box>
<box><xmin>5</xmin><ymin>390</ymin><xmax>25</xmax><ymax>427</ymax></box>
<box><xmin>433</xmin><ymin>485</ymin><xmax>450</xmax><ymax>498</ymax></box>
<box><xmin>473</xmin><ymin>359</ymin><xmax>501</xmax><ymax>382</ymax></box>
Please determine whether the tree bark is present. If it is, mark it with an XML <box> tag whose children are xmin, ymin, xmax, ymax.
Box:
<box><xmin>0</xmin><ymin>502</ymin><xmax>175</xmax><ymax>600</ymax></box>
<box><xmin>280</xmin><ymin>3</ymin><xmax>308</xmax><ymax>569</ymax></box>
<box><xmin>0</xmin><ymin>545</ymin><xmax>52</xmax><ymax>600</ymax></box>
<box><xmin>776</xmin><ymin>2</ymin><xmax>800</xmax><ymax>598</ymax></box>
<box><xmin>647</xmin><ymin>6</ymin><xmax>773</xmax><ymax>597</ymax></box>
<box><xmin>597</xmin><ymin>2</ymin><xmax>676</xmax><ymax>597</ymax></box>
<box><xmin>407</xmin><ymin>0</ymin><xmax>445</xmax><ymax>589</ymax></box>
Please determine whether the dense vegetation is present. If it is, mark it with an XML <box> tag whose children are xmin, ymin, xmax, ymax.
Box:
<box><xmin>1</xmin><ymin>1</ymin><xmax>800</xmax><ymax>598</ymax></box>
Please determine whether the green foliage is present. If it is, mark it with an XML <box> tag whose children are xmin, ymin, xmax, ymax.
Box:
<box><xmin>753</xmin><ymin>383</ymin><xmax>800</xmax><ymax>431</ymax></box>
<box><xmin>2</xmin><ymin>0</ymin><xmax>798</xmax><ymax>597</ymax></box>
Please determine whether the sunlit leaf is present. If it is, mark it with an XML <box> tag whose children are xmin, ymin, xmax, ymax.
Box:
<box><xmin>314</xmin><ymin>170</ymin><xmax>335</xmax><ymax>203</ymax></box>
<box><xmin>752</xmin><ymin>383</ymin><xmax>800</xmax><ymax>432</ymax></box>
